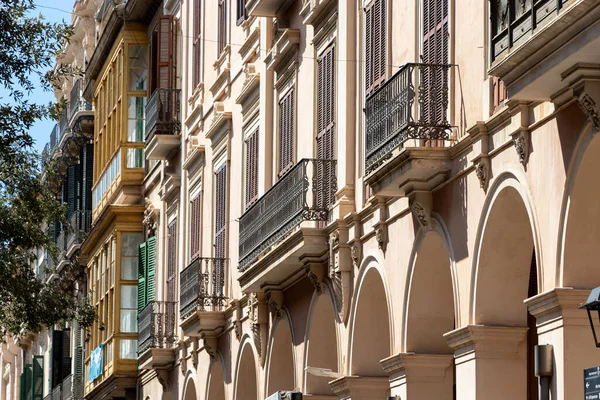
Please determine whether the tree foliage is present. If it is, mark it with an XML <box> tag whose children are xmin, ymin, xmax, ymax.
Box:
<box><xmin>0</xmin><ymin>0</ymin><xmax>80</xmax><ymax>339</ymax></box>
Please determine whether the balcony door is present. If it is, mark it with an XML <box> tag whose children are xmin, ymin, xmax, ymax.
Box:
<box><xmin>422</xmin><ymin>0</ymin><xmax>449</xmax><ymax>147</ymax></box>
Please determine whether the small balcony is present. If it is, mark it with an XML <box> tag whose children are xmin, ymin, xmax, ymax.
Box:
<box><xmin>145</xmin><ymin>88</ymin><xmax>182</xmax><ymax>160</ymax></box>
<box><xmin>58</xmin><ymin>107</ymin><xmax>72</xmax><ymax>149</ymax></box>
<box><xmin>69</xmin><ymin>80</ymin><xmax>93</xmax><ymax>133</ymax></box>
<box><xmin>246</xmin><ymin>0</ymin><xmax>286</xmax><ymax>17</ymax></box>
<box><xmin>66</xmin><ymin>211</ymin><xmax>92</xmax><ymax>256</ymax></box>
<box><xmin>364</xmin><ymin>63</ymin><xmax>452</xmax><ymax>197</ymax></box>
<box><xmin>238</xmin><ymin>159</ymin><xmax>336</xmax><ymax>291</ymax></box>
<box><xmin>179</xmin><ymin>257</ymin><xmax>227</xmax><ymax>338</ymax></box>
<box><xmin>138</xmin><ymin>301</ymin><xmax>177</xmax><ymax>370</ymax></box>
<box><xmin>489</xmin><ymin>0</ymin><xmax>600</xmax><ymax>100</ymax></box>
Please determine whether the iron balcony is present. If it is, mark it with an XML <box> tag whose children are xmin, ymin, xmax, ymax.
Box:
<box><xmin>145</xmin><ymin>88</ymin><xmax>182</xmax><ymax>143</ymax></box>
<box><xmin>137</xmin><ymin>300</ymin><xmax>177</xmax><ymax>355</ymax></box>
<box><xmin>179</xmin><ymin>257</ymin><xmax>227</xmax><ymax>320</ymax></box>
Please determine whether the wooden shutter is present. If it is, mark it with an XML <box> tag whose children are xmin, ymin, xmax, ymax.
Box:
<box><xmin>278</xmin><ymin>89</ymin><xmax>295</xmax><ymax>175</ymax></box>
<box><xmin>491</xmin><ymin>76</ymin><xmax>507</xmax><ymax>113</ymax></box>
<box><xmin>66</xmin><ymin>165</ymin><xmax>78</xmax><ymax>219</ymax></box>
<box><xmin>146</xmin><ymin>236</ymin><xmax>157</xmax><ymax>303</ymax></box>
<box><xmin>365</xmin><ymin>0</ymin><xmax>386</xmax><ymax>96</ymax></box>
<box><xmin>158</xmin><ymin>16</ymin><xmax>176</xmax><ymax>90</ymax></box>
<box><xmin>82</xmin><ymin>143</ymin><xmax>94</xmax><ymax>211</ymax></box>
<box><xmin>317</xmin><ymin>45</ymin><xmax>335</xmax><ymax>161</ymax></box>
<box><xmin>62</xmin><ymin>329</ymin><xmax>72</xmax><ymax>380</ymax></box>
<box><xmin>214</xmin><ymin>164</ymin><xmax>227</xmax><ymax>259</ymax></box>
<box><xmin>137</xmin><ymin>242</ymin><xmax>147</xmax><ymax>311</ymax></box>
<box><xmin>237</xmin><ymin>0</ymin><xmax>246</xmax><ymax>25</ymax></box>
<box><xmin>218</xmin><ymin>0</ymin><xmax>227</xmax><ymax>54</ymax></box>
<box><xmin>245</xmin><ymin>129</ymin><xmax>259</xmax><ymax>207</ymax></box>
<box><xmin>193</xmin><ymin>0</ymin><xmax>201</xmax><ymax>88</ymax></box>
<box><xmin>51</xmin><ymin>330</ymin><xmax>63</xmax><ymax>388</ymax></box>
<box><xmin>190</xmin><ymin>194</ymin><xmax>202</xmax><ymax>259</ymax></box>
<box><xmin>32</xmin><ymin>356</ymin><xmax>44</xmax><ymax>400</ymax></box>
<box><xmin>167</xmin><ymin>220</ymin><xmax>177</xmax><ymax>302</ymax></box>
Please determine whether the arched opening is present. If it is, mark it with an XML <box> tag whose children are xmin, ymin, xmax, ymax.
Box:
<box><xmin>206</xmin><ymin>362</ymin><xmax>225</xmax><ymax>400</ymax></box>
<box><xmin>351</xmin><ymin>267</ymin><xmax>391</xmax><ymax>377</ymax></box>
<box><xmin>474</xmin><ymin>185</ymin><xmax>538</xmax><ymax>400</ymax></box>
<box><xmin>562</xmin><ymin>134</ymin><xmax>600</xmax><ymax>288</ymax></box>
<box><xmin>406</xmin><ymin>231</ymin><xmax>454</xmax><ymax>353</ymax></box>
<box><xmin>183</xmin><ymin>377</ymin><xmax>197</xmax><ymax>400</ymax></box>
<box><xmin>235</xmin><ymin>344</ymin><xmax>258</xmax><ymax>400</ymax></box>
<box><xmin>266</xmin><ymin>317</ymin><xmax>295</xmax><ymax>396</ymax></box>
<box><xmin>305</xmin><ymin>293</ymin><xmax>338</xmax><ymax>395</ymax></box>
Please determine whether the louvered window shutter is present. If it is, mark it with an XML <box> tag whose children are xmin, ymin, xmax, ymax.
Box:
<box><xmin>167</xmin><ymin>220</ymin><xmax>177</xmax><ymax>302</ymax></box>
<box><xmin>32</xmin><ymin>356</ymin><xmax>43</xmax><ymax>400</ymax></box>
<box><xmin>62</xmin><ymin>329</ymin><xmax>72</xmax><ymax>380</ymax></box>
<box><xmin>67</xmin><ymin>165</ymin><xmax>77</xmax><ymax>218</ymax></box>
<box><xmin>137</xmin><ymin>242</ymin><xmax>147</xmax><ymax>311</ymax></box>
<box><xmin>23</xmin><ymin>365</ymin><xmax>32</xmax><ymax>400</ymax></box>
<box><xmin>214</xmin><ymin>165</ymin><xmax>227</xmax><ymax>259</ymax></box>
<box><xmin>193</xmin><ymin>0</ymin><xmax>201</xmax><ymax>88</ymax></box>
<box><xmin>245</xmin><ymin>129</ymin><xmax>259</xmax><ymax>207</ymax></box>
<box><xmin>365</xmin><ymin>0</ymin><xmax>386</xmax><ymax>97</ymax></box>
<box><xmin>158</xmin><ymin>16</ymin><xmax>176</xmax><ymax>90</ymax></box>
<box><xmin>146</xmin><ymin>236</ymin><xmax>157</xmax><ymax>303</ymax></box>
<box><xmin>51</xmin><ymin>330</ymin><xmax>63</xmax><ymax>388</ymax></box>
<box><xmin>190</xmin><ymin>194</ymin><xmax>202</xmax><ymax>259</ymax></box>
<box><xmin>422</xmin><ymin>0</ymin><xmax>449</xmax><ymax>146</ymax></box>
<box><xmin>317</xmin><ymin>46</ymin><xmax>336</xmax><ymax>209</ymax></box>
<box><xmin>278</xmin><ymin>90</ymin><xmax>295</xmax><ymax>175</ymax></box>
<box><xmin>82</xmin><ymin>144</ymin><xmax>94</xmax><ymax>211</ymax></box>
<box><xmin>237</xmin><ymin>0</ymin><xmax>246</xmax><ymax>25</ymax></box>
<box><xmin>491</xmin><ymin>76</ymin><xmax>506</xmax><ymax>113</ymax></box>
<box><xmin>218</xmin><ymin>0</ymin><xmax>227</xmax><ymax>54</ymax></box>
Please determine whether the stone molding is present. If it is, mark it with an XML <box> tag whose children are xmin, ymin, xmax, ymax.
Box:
<box><xmin>524</xmin><ymin>288</ymin><xmax>590</xmax><ymax>333</ymax></box>
<box><xmin>444</xmin><ymin>325</ymin><xmax>527</xmax><ymax>361</ymax></box>
<box><xmin>329</xmin><ymin>376</ymin><xmax>390</xmax><ymax>400</ymax></box>
<box><xmin>381</xmin><ymin>353</ymin><xmax>453</xmax><ymax>383</ymax></box>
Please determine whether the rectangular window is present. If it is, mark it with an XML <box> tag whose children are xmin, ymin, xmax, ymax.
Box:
<box><xmin>126</xmin><ymin>148</ymin><xmax>143</xmax><ymax>168</ymax></box>
<box><xmin>365</xmin><ymin>0</ymin><xmax>386</xmax><ymax>96</ymax></box>
<box><xmin>190</xmin><ymin>192</ymin><xmax>202</xmax><ymax>259</ymax></box>
<box><xmin>218</xmin><ymin>0</ymin><xmax>227</xmax><ymax>54</ymax></box>
<box><xmin>193</xmin><ymin>0</ymin><xmax>202</xmax><ymax>88</ymax></box>
<box><xmin>491</xmin><ymin>76</ymin><xmax>507</xmax><ymax>114</ymax></box>
<box><xmin>127</xmin><ymin>96</ymin><xmax>145</xmax><ymax>142</ymax></box>
<box><xmin>245</xmin><ymin>129</ymin><xmax>259</xmax><ymax>207</ymax></box>
<box><xmin>237</xmin><ymin>0</ymin><xmax>246</xmax><ymax>25</ymax></box>
<box><xmin>128</xmin><ymin>45</ymin><xmax>148</xmax><ymax>91</ymax></box>
<box><xmin>120</xmin><ymin>285</ymin><xmax>138</xmax><ymax>333</ymax></box>
<box><xmin>167</xmin><ymin>219</ymin><xmax>177</xmax><ymax>302</ymax></box>
<box><xmin>121</xmin><ymin>233</ymin><xmax>143</xmax><ymax>280</ymax></box>
<box><xmin>214</xmin><ymin>164</ymin><xmax>227</xmax><ymax>259</ymax></box>
<box><xmin>278</xmin><ymin>89</ymin><xmax>295</xmax><ymax>175</ymax></box>
<box><xmin>119</xmin><ymin>339</ymin><xmax>137</xmax><ymax>359</ymax></box>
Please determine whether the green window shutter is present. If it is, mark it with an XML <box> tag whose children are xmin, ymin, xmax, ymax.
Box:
<box><xmin>19</xmin><ymin>372</ymin><xmax>25</xmax><ymax>400</ymax></box>
<box><xmin>23</xmin><ymin>364</ymin><xmax>32</xmax><ymax>400</ymax></box>
<box><xmin>32</xmin><ymin>356</ymin><xmax>44</xmax><ymax>400</ymax></box>
<box><xmin>62</xmin><ymin>329</ymin><xmax>72</xmax><ymax>380</ymax></box>
<box><xmin>51</xmin><ymin>330</ymin><xmax>63</xmax><ymax>389</ymax></box>
<box><xmin>146</xmin><ymin>236</ymin><xmax>157</xmax><ymax>303</ymax></box>
<box><xmin>138</xmin><ymin>242</ymin><xmax>147</xmax><ymax>312</ymax></box>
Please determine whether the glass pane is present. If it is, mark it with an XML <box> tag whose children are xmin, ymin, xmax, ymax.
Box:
<box><xmin>119</xmin><ymin>339</ymin><xmax>138</xmax><ymax>359</ymax></box>
<box><xmin>128</xmin><ymin>46</ymin><xmax>148</xmax><ymax>91</ymax></box>
<box><xmin>121</xmin><ymin>233</ymin><xmax>143</xmax><ymax>256</ymax></box>
<box><xmin>127</xmin><ymin>97</ymin><xmax>145</xmax><ymax>142</ymax></box>
<box><xmin>121</xmin><ymin>257</ymin><xmax>137</xmax><ymax>280</ymax></box>
<box><xmin>120</xmin><ymin>285</ymin><xmax>137</xmax><ymax>309</ymax></box>
<box><xmin>496</xmin><ymin>0</ymin><xmax>509</xmax><ymax>33</ymax></box>
<box><xmin>120</xmin><ymin>310</ymin><xmax>138</xmax><ymax>333</ymax></box>
<box><xmin>126</xmin><ymin>148</ymin><xmax>143</xmax><ymax>168</ymax></box>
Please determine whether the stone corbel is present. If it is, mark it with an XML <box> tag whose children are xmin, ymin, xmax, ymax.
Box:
<box><xmin>409</xmin><ymin>191</ymin><xmax>433</xmax><ymax>231</ymax></box>
<box><xmin>191</xmin><ymin>337</ymin><xmax>199</xmax><ymax>369</ymax></box>
<box><xmin>143</xmin><ymin>197</ymin><xmax>158</xmax><ymax>237</ymax></box>
<box><xmin>266</xmin><ymin>290</ymin><xmax>284</xmax><ymax>320</ymax></box>
<box><xmin>572</xmin><ymin>78</ymin><xmax>600</xmax><ymax>131</ymax></box>
<box><xmin>475</xmin><ymin>156</ymin><xmax>491</xmax><ymax>191</ymax></box>
<box><xmin>201</xmin><ymin>333</ymin><xmax>218</xmax><ymax>360</ymax></box>
<box><xmin>156</xmin><ymin>369</ymin><xmax>170</xmax><ymax>391</ymax></box>
<box><xmin>249</xmin><ymin>293</ymin><xmax>268</xmax><ymax>367</ymax></box>
<box><xmin>179</xmin><ymin>343</ymin><xmax>187</xmax><ymax>375</ymax></box>
<box><xmin>470</xmin><ymin>121</ymin><xmax>491</xmax><ymax>191</ymax></box>
<box><xmin>511</xmin><ymin>129</ymin><xmax>530</xmax><ymax>166</ymax></box>
<box><xmin>232</xmin><ymin>299</ymin><xmax>243</xmax><ymax>341</ymax></box>
<box><xmin>329</xmin><ymin>223</ymin><xmax>352</xmax><ymax>323</ymax></box>
<box><xmin>305</xmin><ymin>260</ymin><xmax>326</xmax><ymax>295</ymax></box>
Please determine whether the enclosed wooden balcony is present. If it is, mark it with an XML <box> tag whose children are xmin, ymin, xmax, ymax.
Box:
<box><xmin>138</xmin><ymin>300</ymin><xmax>177</xmax><ymax>370</ymax></box>
<box><xmin>489</xmin><ymin>0</ymin><xmax>600</xmax><ymax>100</ymax></box>
<box><xmin>145</xmin><ymin>88</ymin><xmax>182</xmax><ymax>160</ymax></box>
<box><xmin>238</xmin><ymin>158</ymin><xmax>336</xmax><ymax>291</ymax></box>
<box><xmin>179</xmin><ymin>257</ymin><xmax>228</xmax><ymax>338</ymax></box>
<box><xmin>364</xmin><ymin>63</ymin><xmax>452</xmax><ymax>197</ymax></box>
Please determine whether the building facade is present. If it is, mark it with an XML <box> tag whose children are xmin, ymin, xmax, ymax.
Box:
<box><xmin>4</xmin><ymin>0</ymin><xmax>600</xmax><ymax>400</ymax></box>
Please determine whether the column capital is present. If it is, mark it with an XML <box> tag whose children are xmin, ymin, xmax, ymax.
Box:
<box><xmin>328</xmin><ymin>376</ymin><xmax>389</xmax><ymax>400</ymax></box>
<box><xmin>525</xmin><ymin>288</ymin><xmax>589</xmax><ymax>333</ymax></box>
<box><xmin>444</xmin><ymin>325</ymin><xmax>527</xmax><ymax>360</ymax></box>
<box><xmin>381</xmin><ymin>353</ymin><xmax>453</xmax><ymax>382</ymax></box>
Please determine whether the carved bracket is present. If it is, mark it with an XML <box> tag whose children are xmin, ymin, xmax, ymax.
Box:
<box><xmin>248</xmin><ymin>293</ymin><xmax>268</xmax><ymax>367</ymax></box>
<box><xmin>409</xmin><ymin>191</ymin><xmax>433</xmax><ymax>231</ymax></box>
<box><xmin>475</xmin><ymin>156</ymin><xmax>491</xmax><ymax>191</ymax></box>
<box><xmin>156</xmin><ymin>369</ymin><xmax>170</xmax><ymax>391</ymax></box>
<box><xmin>179</xmin><ymin>343</ymin><xmax>188</xmax><ymax>375</ymax></box>
<box><xmin>511</xmin><ymin>129</ymin><xmax>530</xmax><ymax>166</ymax></box>
<box><xmin>201</xmin><ymin>333</ymin><xmax>218</xmax><ymax>360</ymax></box>
<box><xmin>191</xmin><ymin>337</ymin><xmax>199</xmax><ymax>369</ymax></box>
<box><xmin>305</xmin><ymin>261</ymin><xmax>326</xmax><ymax>295</ymax></box>
<box><xmin>572</xmin><ymin>78</ymin><xmax>600</xmax><ymax>131</ymax></box>
<box><xmin>232</xmin><ymin>299</ymin><xmax>243</xmax><ymax>341</ymax></box>
<box><xmin>143</xmin><ymin>197</ymin><xmax>159</xmax><ymax>237</ymax></box>
<box><xmin>328</xmin><ymin>225</ymin><xmax>352</xmax><ymax>323</ymax></box>
<box><xmin>266</xmin><ymin>290</ymin><xmax>284</xmax><ymax>319</ymax></box>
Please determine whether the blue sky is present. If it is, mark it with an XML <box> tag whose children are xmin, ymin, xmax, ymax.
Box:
<box><xmin>26</xmin><ymin>2</ymin><xmax>75</xmax><ymax>154</ymax></box>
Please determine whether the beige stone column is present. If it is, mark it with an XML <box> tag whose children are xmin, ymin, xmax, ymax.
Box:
<box><xmin>329</xmin><ymin>376</ymin><xmax>389</xmax><ymax>400</ymax></box>
<box><xmin>444</xmin><ymin>325</ymin><xmax>528</xmax><ymax>400</ymax></box>
<box><xmin>525</xmin><ymin>288</ymin><xmax>593</xmax><ymax>400</ymax></box>
<box><xmin>381</xmin><ymin>353</ymin><xmax>453</xmax><ymax>400</ymax></box>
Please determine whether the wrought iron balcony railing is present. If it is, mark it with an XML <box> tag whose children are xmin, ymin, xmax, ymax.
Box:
<box><xmin>66</xmin><ymin>211</ymin><xmax>92</xmax><ymax>250</ymax></box>
<box><xmin>180</xmin><ymin>257</ymin><xmax>227</xmax><ymax>319</ymax></box>
<box><xmin>364</xmin><ymin>63</ymin><xmax>451</xmax><ymax>174</ymax></box>
<box><xmin>238</xmin><ymin>158</ymin><xmax>337</xmax><ymax>271</ymax></box>
<box><xmin>59</xmin><ymin>107</ymin><xmax>70</xmax><ymax>144</ymax></box>
<box><xmin>56</xmin><ymin>230</ymin><xmax>67</xmax><ymax>257</ymax></box>
<box><xmin>69</xmin><ymin>80</ymin><xmax>92</xmax><ymax>126</ymax></box>
<box><xmin>50</xmin><ymin>124</ymin><xmax>58</xmax><ymax>154</ymax></box>
<box><xmin>145</xmin><ymin>88</ymin><xmax>181</xmax><ymax>142</ymax></box>
<box><xmin>138</xmin><ymin>300</ymin><xmax>177</xmax><ymax>355</ymax></box>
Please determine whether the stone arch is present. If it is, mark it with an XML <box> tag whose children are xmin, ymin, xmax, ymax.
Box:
<box><xmin>265</xmin><ymin>311</ymin><xmax>296</xmax><ymax>397</ymax></box>
<box><xmin>233</xmin><ymin>338</ymin><xmax>259</xmax><ymax>400</ymax></box>
<box><xmin>205</xmin><ymin>360</ymin><xmax>226</xmax><ymax>400</ymax></box>
<box><xmin>349</xmin><ymin>258</ymin><xmax>392</xmax><ymax>376</ymax></box>
<box><xmin>403</xmin><ymin>217</ymin><xmax>456</xmax><ymax>353</ymax></box>
<box><xmin>470</xmin><ymin>172</ymin><xmax>541</xmax><ymax>325</ymax></box>
<box><xmin>182</xmin><ymin>371</ymin><xmax>198</xmax><ymax>400</ymax></box>
<box><xmin>558</xmin><ymin>126</ymin><xmax>600</xmax><ymax>288</ymax></box>
<box><xmin>304</xmin><ymin>287</ymin><xmax>340</xmax><ymax>395</ymax></box>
